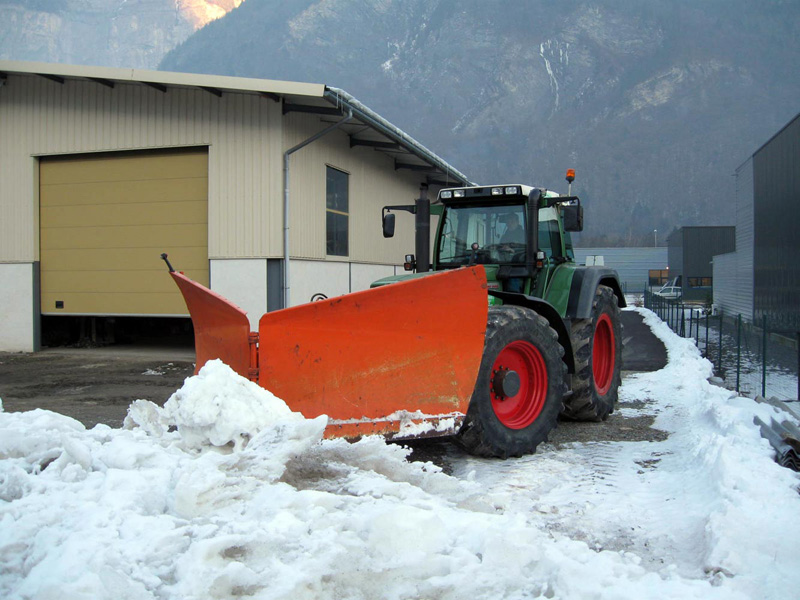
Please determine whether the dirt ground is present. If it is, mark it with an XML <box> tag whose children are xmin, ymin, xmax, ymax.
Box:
<box><xmin>0</xmin><ymin>313</ymin><xmax>669</xmax><ymax>453</ymax></box>
<box><xmin>0</xmin><ymin>346</ymin><xmax>196</xmax><ymax>429</ymax></box>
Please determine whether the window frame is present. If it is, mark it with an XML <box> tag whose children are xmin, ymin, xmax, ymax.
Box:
<box><xmin>325</xmin><ymin>165</ymin><xmax>350</xmax><ymax>257</ymax></box>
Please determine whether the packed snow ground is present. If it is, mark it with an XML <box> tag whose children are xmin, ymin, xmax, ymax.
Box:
<box><xmin>2</xmin><ymin>308</ymin><xmax>799</xmax><ymax>599</ymax></box>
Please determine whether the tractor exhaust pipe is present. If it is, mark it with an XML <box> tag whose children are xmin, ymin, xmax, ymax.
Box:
<box><xmin>527</xmin><ymin>188</ymin><xmax>542</xmax><ymax>278</ymax></box>
<box><xmin>415</xmin><ymin>184</ymin><xmax>430</xmax><ymax>273</ymax></box>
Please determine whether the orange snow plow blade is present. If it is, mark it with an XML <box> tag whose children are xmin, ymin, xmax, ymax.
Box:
<box><xmin>169</xmin><ymin>270</ymin><xmax>252</xmax><ymax>378</ymax></box>
<box><xmin>170</xmin><ymin>265</ymin><xmax>489</xmax><ymax>441</ymax></box>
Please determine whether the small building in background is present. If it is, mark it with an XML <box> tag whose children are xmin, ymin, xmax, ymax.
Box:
<box><xmin>713</xmin><ymin>112</ymin><xmax>800</xmax><ymax>332</ymax></box>
<box><xmin>667</xmin><ymin>226</ymin><xmax>736</xmax><ymax>303</ymax></box>
<box><xmin>574</xmin><ymin>247</ymin><xmax>668</xmax><ymax>295</ymax></box>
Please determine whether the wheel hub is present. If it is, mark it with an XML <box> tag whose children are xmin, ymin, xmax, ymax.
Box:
<box><xmin>492</xmin><ymin>367</ymin><xmax>521</xmax><ymax>400</ymax></box>
<box><xmin>592</xmin><ymin>313</ymin><xmax>615</xmax><ymax>395</ymax></box>
<box><xmin>490</xmin><ymin>341</ymin><xmax>548</xmax><ymax>429</ymax></box>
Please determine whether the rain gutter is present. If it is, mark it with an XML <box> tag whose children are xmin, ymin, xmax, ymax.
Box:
<box><xmin>283</xmin><ymin>110</ymin><xmax>353</xmax><ymax>308</ymax></box>
<box><xmin>323</xmin><ymin>87</ymin><xmax>473</xmax><ymax>187</ymax></box>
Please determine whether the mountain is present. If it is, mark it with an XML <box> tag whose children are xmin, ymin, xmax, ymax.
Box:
<box><xmin>0</xmin><ymin>0</ymin><xmax>240</xmax><ymax>69</ymax></box>
<box><xmin>160</xmin><ymin>0</ymin><xmax>800</xmax><ymax>245</ymax></box>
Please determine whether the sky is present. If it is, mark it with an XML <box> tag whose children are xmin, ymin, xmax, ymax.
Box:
<box><xmin>1</xmin><ymin>307</ymin><xmax>799</xmax><ymax>599</ymax></box>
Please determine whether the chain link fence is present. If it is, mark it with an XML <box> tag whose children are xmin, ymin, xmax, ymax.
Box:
<box><xmin>641</xmin><ymin>290</ymin><xmax>799</xmax><ymax>402</ymax></box>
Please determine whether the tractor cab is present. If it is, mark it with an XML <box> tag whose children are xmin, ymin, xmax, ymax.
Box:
<box><xmin>432</xmin><ymin>185</ymin><xmax>579</xmax><ymax>297</ymax></box>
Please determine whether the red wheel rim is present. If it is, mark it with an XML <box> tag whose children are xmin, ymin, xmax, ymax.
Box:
<box><xmin>490</xmin><ymin>341</ymin><xmax>547</xmax><ymax>429</ymax></box>
<box><xmin>593</xmin><ymin>313</ymin><xmax>615</xmax><ymax>395</ymax></box>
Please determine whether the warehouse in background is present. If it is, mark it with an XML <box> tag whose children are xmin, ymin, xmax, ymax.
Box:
<box><xmin>0</xmin><ymin>61</ymin><xmax>470</xmax><ymax>352</ymax></box>
<box><xmin>665</xmin><ymin>226</ymin><xmax>735</xmax><ymax>303</ymax></box>
<box><xmin>713</xmin><ymin>112</ymin><xmax>800</xmax><ymax>333</ymax></box>
<box><xmin>573</xmin><ymin>247</ymin><xmax>668</xmax><ymax>295</ymax></box>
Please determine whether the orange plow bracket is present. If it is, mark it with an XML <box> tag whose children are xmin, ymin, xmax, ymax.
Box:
<box><xmin>170</xmin><ymin>266</ymin><xmax>489</xmax><ymax>439</ymax></box>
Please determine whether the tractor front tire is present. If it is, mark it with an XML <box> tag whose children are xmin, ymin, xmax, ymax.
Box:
<box><xmin>561</xmin><ymin>285</ymin><xmax>622</xmax><ymax>422</ymax></box>
<box><xmin>456</xmin><ymin>306</ymin><xmax>566</xmax><ymax>458</ymax></box>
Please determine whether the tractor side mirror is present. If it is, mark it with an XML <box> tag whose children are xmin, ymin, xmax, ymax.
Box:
<box><xmin>383</xmin><ymin>212</ymin><xmax>396</xmax><ymax>238</ymax></box>
<box><xmin>562</xmin><ymin>204</ymin><xmax>583</xmax><ymax>232</ymax></box>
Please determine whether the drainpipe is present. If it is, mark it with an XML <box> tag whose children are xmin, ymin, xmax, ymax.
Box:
<box><xmin>283</xmin><ymin>110</ymin><xmax>353</xmax><ymax>308</ymax></box>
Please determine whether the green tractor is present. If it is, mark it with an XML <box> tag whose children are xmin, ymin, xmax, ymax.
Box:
<box><xmin>375</xmin><ymin>174</ymin><xmax>625</xmax><ymax>457</ymax></box>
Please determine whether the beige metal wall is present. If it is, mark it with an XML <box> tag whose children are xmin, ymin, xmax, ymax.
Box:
<box><xmin>0</xmin><ymin>73</ymin><xmax>284</xmax><ymax>262</ymax></box>
<box><xmin>283</xmin><ymin>112</ymin><xmax>429</xmax><ymax>265</ymax></box>
<box><xmin>0</xmin><ymin>72</ymin><xmax>441</xmax><ymax>269</ymax></box>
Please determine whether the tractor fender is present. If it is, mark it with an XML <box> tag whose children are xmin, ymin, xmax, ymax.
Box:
<box><xmin>488</xmin><ymin>290</ymin><xmax>575</xmax><ymax>374</ymax></box>
<box><xmin>566</xmin><ymin>267</ymin><xmax>626</xmax><ymax>319</ymax></box>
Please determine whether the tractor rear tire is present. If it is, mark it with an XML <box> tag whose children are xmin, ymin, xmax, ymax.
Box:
<box><xmin>561</xmin><ymin>285</ymin><xmax>622</xmax><ymax>422</ymax></box>
<box><xmin>456</xmin><ymin>306</ymin><xmax>566</xmax><ymax>458</ymax></box>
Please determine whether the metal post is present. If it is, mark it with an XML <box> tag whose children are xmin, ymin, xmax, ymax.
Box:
<box><xmin>695</xmin><ymin>308</ymin><xmax>700</xmax><ymax>340</ymax></box>
<box><xmin>283</xmin><ymin>110</ymin><xmax>353</xmax><ymax>308</ymax></box>
<box><xmin>681</xmin><ymin>304</ymin><xmax>686</xmax><ymax>337</ymax></box>
<box><xmin>705</xmin><ymin>312</ymin><xmax>709</xmax><ymax>358</ymax></box>
<box><xmin>736</xmin><ymin>314</ymin><xmax>742</xmax><ymax>392</ymax></box>
<box><xmin>761</xmin><ymin>314</ymin><xmax>767</xmax><ymax>398</ymax></box>
<box><xmin>718</xmin><ymin>311</ymin><xmax>723</xmax><ymax>375</ymax></box>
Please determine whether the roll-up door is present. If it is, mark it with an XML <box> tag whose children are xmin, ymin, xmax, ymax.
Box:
<box><xmin>40</xmin><ymin>148</ymin><xmax>208</xmax><ymax>316</ymax></box>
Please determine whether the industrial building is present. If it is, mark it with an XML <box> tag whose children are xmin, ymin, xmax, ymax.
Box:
<box><xmin>666</xmin><ymin>226</ymin><xmax>735</xmax><ymax>303</ymax></box>
<box><xmin>0</xmin><ymin>61</ymin><xmax>471</xmax><ymax>352</ymax></box>
<box><xmin>573</xmin><ymin>247</ymin><xmax>668</xmax><ymax>294</ymax></box>
<box><xmin>713</xmin><ymin>112</ymin><xmax>800</xmax><ymax>332</ymax></box>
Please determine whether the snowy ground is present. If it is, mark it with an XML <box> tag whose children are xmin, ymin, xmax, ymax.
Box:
<box><xmin>2</xmin><ymin>308</ymin><xmax>799</xmax><ymax>599</ymax></box>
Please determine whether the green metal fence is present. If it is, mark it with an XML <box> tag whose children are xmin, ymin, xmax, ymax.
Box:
<box><xmin>643</xmin><ymin>290</ymin><xmax>799</xmax><ymax>402</ymax></box>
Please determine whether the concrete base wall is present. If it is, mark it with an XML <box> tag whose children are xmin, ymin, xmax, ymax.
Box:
<box><xmin>290</xmin><ymin>260</ymin><xmax>398</xmax><ymax>307</ymax></box>
<box><xmin>351</xmin><ymin>263</ymin><xmax>397</xmax><ymax>292</ymax></box>
<box><xmin>0</xmin><ymin>263</ymin><xmax>36</xmax><ymax>352</ymax></box>
<box><xmin>1</xmin><ymin>259</ymin><xmax>402</xmax><ymax>352</ymax></box>
<box><xmin>290</xmin><ymin>260</ymin><xmax>350</xmax><ymax>307</ymax></box>
<box><xmin>210</xmin><ymin>259</ymin><xmax>268</xmax><ymax>331</ymax></box>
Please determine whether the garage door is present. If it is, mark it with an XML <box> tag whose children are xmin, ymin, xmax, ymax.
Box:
<box><xmin>40</xmin><ymin>148</ymin><xmax>209</xmax><ymax>316</ymax></box>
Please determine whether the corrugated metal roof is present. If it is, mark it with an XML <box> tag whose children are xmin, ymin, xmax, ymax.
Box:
<box><xmin>0</xmin><ymin>60</ymin><xmax>471</xmax><ymax>187</ymax></box>
<box><xmin>0</xmin><ymin>60</ymin><xmax>325</xmax><ymax>98</ymax></box>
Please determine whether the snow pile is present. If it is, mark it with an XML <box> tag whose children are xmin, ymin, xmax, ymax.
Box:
<box><xmin>1</xmin><ymin>313</ymin><xmax>800</xmax><ymax>599</ymax></box>
<box><xmin>125</xmin><ymin>359</ymin><xmax>324</xmax><ymax>454</ymax></box>
<box><xmin>635</xmin><ymin>310</ymin><xmax>800</xmax><ymax>593</ymax></box>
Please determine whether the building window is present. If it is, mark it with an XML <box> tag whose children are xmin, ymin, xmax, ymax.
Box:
<box><xmin>688</xmin><ymin>277</ymin><xmax>712</xmax><ymax>288</ymax></box>
<box><xmin>326</xmin><ymin>166</ymin><xmax>349</xmax><ymax>256</ymax></box>
<box><xmin>649</xmin><ymin>269</ymin><xmax>671</xmax><ymax>286</ymax></box>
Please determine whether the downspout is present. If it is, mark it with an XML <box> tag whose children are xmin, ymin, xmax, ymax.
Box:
<box><xmin>283</xmin><ymin>109</ymin><xmax>353</xmax><ymax>308</ymax></box>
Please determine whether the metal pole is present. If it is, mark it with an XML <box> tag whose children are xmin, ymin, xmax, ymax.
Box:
<box><xmin>797</xmin><ymin>331</ymin><xmax>799</xmax><ymax>402</ymax></box>
<box><xmin>736</xmin><ymin>314</ymin><xmax>742</xmax><ymax>392</ymax></box>
<box><xmin>718</xmin><ymin>311</ymin><xmax>723</xmax><ymax>375</ymax></box>
<box><xmin>761</xmin><ymin>314</ymin><xmax>767</xmax><ymax>398</ymax></box>
<box><xmin>681</xmin><ymin>304</ymin><xmax>686</xmax><ymax>337</ymax></box>
<box><xmin>705</xmin><ymin>312</ymin><xmax>709</xmax><ymax>358</ymax></box>
<box><xmin>283</xmin><ymin>110</ymin><xmax>353</xmax><ymax>309</ymax></box>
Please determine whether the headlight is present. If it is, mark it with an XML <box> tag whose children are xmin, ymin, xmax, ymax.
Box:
<box><xmin>453</xmin><ymin>189</ymin><xmax>465</xmax><ymax>198</ymax></box>
<box><xmin>505</xmin><ymin>186</ymin><xmax>519</xmax><ymax>195</ymax></box>
<box><xmin>441</xmin><ymin>191</ymin><xmax>452</xmax><ymax>199</ymax></box>
<box><xmin>491</xmin><ymin>187</ymin><xmax>503</xmax><ymax>195</ymax></box>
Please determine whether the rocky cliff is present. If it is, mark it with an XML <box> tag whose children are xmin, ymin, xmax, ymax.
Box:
<box><xmin>161</xmin><ymin>0</ymin><xmax>800</xmax><ymax>245</ymax></box>
<box><xmin>0</xmin><ymin>0</ymin><xmax>241</xmax><ymax>68</ymax></box>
